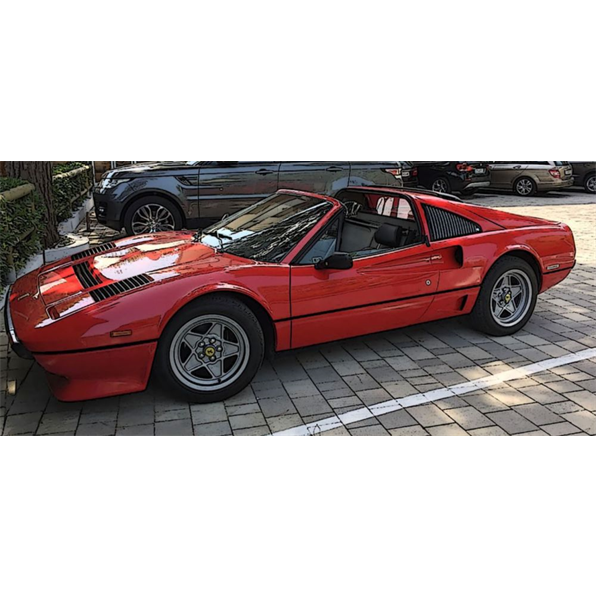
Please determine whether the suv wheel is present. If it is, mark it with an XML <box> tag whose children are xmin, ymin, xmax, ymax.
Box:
<box><xmin>124</xmin><ymin>196</ymin><xmax>183</xmax><ymax>236</ymax></box>
<box><xmin>432</xmin><ymin>178</ymin><xmax>451</xmax><ymax>194</ymax></box>
<box><xmin>585</xmin><ymin>174</ymin><xmax>596</xmax><ymax>193</ymax></box>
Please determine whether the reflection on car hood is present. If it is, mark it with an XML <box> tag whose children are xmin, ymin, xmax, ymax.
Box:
<box><xmin>37</xmin><ymin>232</ymin><xmax>252</xmax><ymax>316</ymax></box>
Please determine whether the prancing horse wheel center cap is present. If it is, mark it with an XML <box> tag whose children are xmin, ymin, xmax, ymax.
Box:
<box><xmin>205</xmin><ymin>347</ymin><xmax>216</xmax><ymax>357</ymax></box>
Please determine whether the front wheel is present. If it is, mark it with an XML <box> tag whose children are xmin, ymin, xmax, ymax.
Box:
<box><xmin>155</xmin><ymin>296</ymin><xmax>265</xmax><ymax>403</ymax></box>
<box><xmin>469</xmin><ymin>257</ymin><xmax>538</xmax><ymax>336</ymax></box>
<box><xmin>124</xmin><ymin>196</ymin><xmax>183</xmax><ymax>236</ymax></box>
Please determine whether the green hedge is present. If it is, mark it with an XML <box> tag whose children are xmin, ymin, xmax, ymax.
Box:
<box><xmin>0</xmin><ymin>178</ymin><xmax>45</xmax><ymax>292</ymax></box>
<box><xmin>52</xmin><ymin>162</ymin><xmax>93</xmax><ymax>223</ymax></box>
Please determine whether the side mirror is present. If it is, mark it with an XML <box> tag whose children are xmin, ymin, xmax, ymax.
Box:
<box><xmin>315</xmin><ymin>252</ymin><xmax>353</xmax><ymax>271</ymax></box>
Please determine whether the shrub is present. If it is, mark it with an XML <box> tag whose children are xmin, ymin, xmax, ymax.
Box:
<box><xmin>0</xmin><ymin>178</ymin><xmax>45</xmax><ymax>292</ymax></box>
<box><xmin>52</xmin><ymin>162</ymin><xmax>93</xmax><ymax>223</ymax></box>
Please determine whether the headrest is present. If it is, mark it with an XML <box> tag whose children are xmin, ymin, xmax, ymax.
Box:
<box><xmin>374</xmin><ymin>224</ymin><xmax>402</xmax><ymax>248</ymax></box>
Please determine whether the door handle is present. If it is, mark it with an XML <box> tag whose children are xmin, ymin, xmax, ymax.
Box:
<box><xmin>256</xmin><ymin>169</ymin><xmax>274</xmax><ymax>176</ymax></box>
<box><xmin>430</xmin><ymin>255</ymin><xmax>443</xmax><ymax>263</ymax></box>
<box><xmin>326</xmin><ymin>166</ymin><xmax>344</xmax><ymax>172</ymax></box>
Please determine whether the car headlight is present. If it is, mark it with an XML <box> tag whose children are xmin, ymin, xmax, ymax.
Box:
<box><xmin>98</xmin><ymin>177</ymin><xmax>132</xmax><ymax>191</ymax></box>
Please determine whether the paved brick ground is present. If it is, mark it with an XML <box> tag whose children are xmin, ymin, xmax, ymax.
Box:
<box><xmin>2</xmin><ymin>190</ymin><xmax>595</xmax><ymax>436</ymax></box>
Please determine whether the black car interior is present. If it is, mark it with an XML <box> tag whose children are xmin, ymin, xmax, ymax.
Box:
<box><xmin>336</xmin><ymin>190</ymin><xmax>421</xmax><ymax>257</ymax></box>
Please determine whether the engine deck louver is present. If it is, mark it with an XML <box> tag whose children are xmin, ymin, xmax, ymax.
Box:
<box><xmin>73</xmin><ymin>262</ymin><xmax>103</xmax><ymax>289</ymax></box>
<box><xmin>71</xmin><ymin>242</ymin><xmax>117</xmax><ymax>261</ymax></box>
<box><xmin>424</xmin><ymin>205</ymin><xmax>482</xmax><ymax>242</ymax></box>
<box><xmin>89</xmin><ymin>275</ymin><xmax>152</xmax><ymax>303</ymax></box>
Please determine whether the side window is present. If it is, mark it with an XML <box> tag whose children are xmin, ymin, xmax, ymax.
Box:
<box><xmin>375</xmin><ymin>196</ymin><xmax>415</xmax><ymax>221</ymax></box>
<box><xmin>423</xmin><ymin>205</ymin><xmax>482</xmax><ymax>241</ymax></box>
<box><xmin>299</xmin><ymin>219</ymin><xmax>340</xmax><ymax>265</ymax></box>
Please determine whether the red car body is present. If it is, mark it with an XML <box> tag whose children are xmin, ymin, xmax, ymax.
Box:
<box><xmin>5</xmin><ymin>188</ymin><xmax>576</xmax><ymax>402</ymax></box>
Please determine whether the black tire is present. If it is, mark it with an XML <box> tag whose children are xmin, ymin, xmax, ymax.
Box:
<box><xmin>154</xmin><ymin>296</ymin><xmax>265</xmax><ymax>404</ymax></box>
<box><xmin>469</xmin><ymin>256</ymin><xmax>538</xmax><ymax>337</ymax></box>
<box><xmin>431</xmin><ymin>177</ymin><xmax>451</xmax><ymax>194</ymax></box>
<box><xmin>124</xmin><ymin>196</ymin><xmax>183</xmax><ymax>236</ymax></box>
<box><xmin>514</xmin><ymin>177</ymin><xmax>536</xmax><ymax>197</ymax></box>
<box><xmin>585</xmin><ymin>174</ymin><xmax>596</xmax><ymax>194</ymax></box>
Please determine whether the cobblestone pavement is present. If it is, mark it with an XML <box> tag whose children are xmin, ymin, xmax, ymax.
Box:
<box><xmin>2</xmin><ymin>191</ymin><xmax>595</xmax><ymax>436</ymax></box>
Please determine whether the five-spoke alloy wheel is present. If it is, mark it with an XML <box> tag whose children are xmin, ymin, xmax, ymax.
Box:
<box><xmin>470</xmin><ymin>257</ymin><xmax>538</xmax><ymax>336</ymax></box>
<box><xmin>156</xmin><ymin>296</ymin><xmax>265</xmax><ymax>403</ymax></box>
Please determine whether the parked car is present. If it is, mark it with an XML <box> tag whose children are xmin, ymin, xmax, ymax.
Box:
<box><xmin>412</xmin><ymin>162</ymin><xmax>491</xmax><ymax>196</ymax></box>
<box><xmin>93</xmin><ymin>161</ymin><xmax>405</xmax><ymax>236</ymax></box>
<box><xmin>488</xmin><ymin>162</ymin><xmax>574</xmax><ymax>196</ymax></box>
<box><xmin>569</xmin><ymin>162</ymin><xmax>596</xmax><ymax>193</ymax></box>
<box><xmin>6</xmin><ymin>187</ymin><xmax>575</xmax><ymax>404</ymax></box>
<box><xmin>400</xmin><ymin>161</ymin><xmax>419</xmax><ymax>187</ymax></box>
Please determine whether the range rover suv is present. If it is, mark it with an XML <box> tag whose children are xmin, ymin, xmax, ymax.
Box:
<box><xmin>569</xmin><ymin>162</ymin><xmax>596</xmax><ymax>193</ymax></box>
<box><xmin>94</xmin><ymin>161</ymin><xmax>405</xmax><ymax>236</ymax></box>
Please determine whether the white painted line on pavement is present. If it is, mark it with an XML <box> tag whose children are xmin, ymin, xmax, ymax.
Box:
<box><xmin>274</xmin><ymin>348</ymin><xmax>596</xmax><ymax>436</ymax></box>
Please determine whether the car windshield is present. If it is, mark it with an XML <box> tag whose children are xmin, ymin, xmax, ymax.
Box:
<box><xmin>197</xmin><ymin>193</ymin><xmax>332</xmax><ymax>263</ymax></box>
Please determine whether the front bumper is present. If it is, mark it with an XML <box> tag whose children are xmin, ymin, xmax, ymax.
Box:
<box><xmin>3</xmin><ymin>287</ymin><xmax>33</xmax><ymax>360</ymax></box>
<box><xmin>35</xmin><ymin>341</ymin><xmax>158</xmax><ymax>402</ymax></box>
<box><xmin>93</xmin><ymin>190</ymin><xmax>124</xmax><ymax>231</ymax></box>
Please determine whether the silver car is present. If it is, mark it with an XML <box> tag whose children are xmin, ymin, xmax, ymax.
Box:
<box><xmin>488</xmin><ymin>162</ymin><xmax>574</xmax><ymax>196</ymax></box>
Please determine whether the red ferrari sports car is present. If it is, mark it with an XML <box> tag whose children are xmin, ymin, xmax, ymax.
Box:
<box><xmin>5</xmin><ymin>188</ymin><xmax>576</xmax><ymax>404</ymax></box>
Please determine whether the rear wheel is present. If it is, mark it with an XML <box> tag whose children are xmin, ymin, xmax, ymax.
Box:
<box><xmin>585</xmin><ymin>174</ymin><xmax>596</xmax><ymax>193</ymax></box>
<box><xmin>124</xmin><ymin>196</ymin><xmax>182</xmax><ymax>236</ymax></box>
<box><xmin>469</xmin><ymin>257</ymin><xmax>538</xmax><ymax>336</ymax></box>
<box><xmin>432</xmin><ymin>177</ymin><xmax>451</xmax><ymax>194</ymax></box>
<box><xmin>155</xmin><ymin>296</ymin><xmax>265</xmax><ymax>403</ymax></box>
<box><xmin>514</xmin><ymin>177</ymin><xmax>536</xmax><ymax>197</ymax></box>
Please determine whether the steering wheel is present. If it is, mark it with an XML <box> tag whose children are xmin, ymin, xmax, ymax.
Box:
<box><xmin>344</xmin><ymin>201</ymin><xmax>362</xmax><ymax>218</ymax></box>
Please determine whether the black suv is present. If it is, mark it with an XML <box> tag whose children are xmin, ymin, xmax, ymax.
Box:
<box><xmin>411</xmin><ymin>162</ymin><xmax>491</xmax><ymax>196</ymax></box>
<box><xmin>570</xmin><ymin>162</ymin><xmax>596</xmax><ymax>193</ymax></box>
<box><xmin>94</xmin><ymin>161</ymin><xmax>405</xmax><ymax>235</ymax></box>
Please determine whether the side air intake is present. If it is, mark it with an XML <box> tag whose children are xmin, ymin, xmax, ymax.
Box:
<box><xmin>90</xmin><ymin>275</ymin><xmax>152</xmax><ymax>303</ymax></box>
<box><xmin>424</xmin><ymin>205</ymin><xmax>482</xmax><ymax>242</ymax></box>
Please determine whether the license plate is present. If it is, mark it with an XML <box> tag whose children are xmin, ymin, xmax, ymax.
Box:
<box><xmin>475</xmin><ymin>168</ymin><xmax>485</xmax><ymax>175</ymax></box>
<box><xmin>565</xmin><ymin>168</ymin><xmax>572</xmax><ymax>177</ymax></box>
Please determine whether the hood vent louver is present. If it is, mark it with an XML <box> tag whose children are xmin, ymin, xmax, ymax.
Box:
<box><xmin>71</xmin><ymin>242</ymin><xmax>117</xmax><ymax>261</ymax></box>
<box><xmin>89</xmin><ymin>274</ymin><xmax>152</xmax><ymax>303</ymax></box>
<box><xmin>73</xmin><ymin>262</ymin><xmax>103</xmax><ymax>289</ymax></box>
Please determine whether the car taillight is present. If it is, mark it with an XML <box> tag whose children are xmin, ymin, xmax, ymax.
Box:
<box><xmin>549</xmin><ymin>168</ymin><xmax>561</xmax><ymax>178</ymax></box>
<box><xmin>456</xmin><ymin>163</ymin><xmax>474</xmax><ymax>172</ymax></box>
<box><xmin>384</xmin><ymin>168</ymin><xmax>402</xmax><ymax>179</ymax></box>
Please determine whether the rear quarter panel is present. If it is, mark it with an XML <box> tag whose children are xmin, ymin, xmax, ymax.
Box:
<box><xmin>454</xmin><ymin>225</ymin><xmax>575</xmax><ymax>295</ymax></box>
